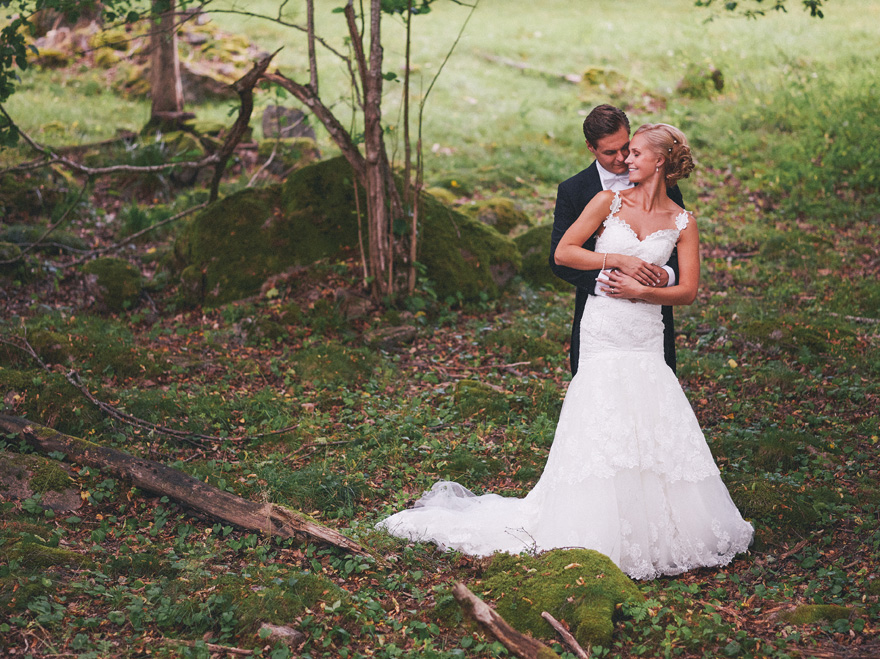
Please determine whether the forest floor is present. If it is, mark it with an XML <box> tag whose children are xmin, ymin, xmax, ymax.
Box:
<box><xmin>1</xmin><ymin>161</ymin><xmax>879</xmax><ymax>658</ymax></box>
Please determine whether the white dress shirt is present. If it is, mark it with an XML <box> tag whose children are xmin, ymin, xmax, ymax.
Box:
<box><xmin>594</xmin><ymin>162</ymin><xmax>675</xmax><ymax>296</ymax></box>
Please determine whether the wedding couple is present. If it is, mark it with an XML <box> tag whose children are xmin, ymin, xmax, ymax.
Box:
<box><xmin>377</xmin><ymin>105</ymin><xmax>754</xmax><ymax>580</ymax></box>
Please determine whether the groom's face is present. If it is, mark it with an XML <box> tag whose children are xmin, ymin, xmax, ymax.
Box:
<box><xmin>587</xmin><ymin>126</ymin><xmax>630</xmax><ymax>175</ymax></box>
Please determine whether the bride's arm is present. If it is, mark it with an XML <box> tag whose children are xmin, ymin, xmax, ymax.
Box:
<box><xmin>606</xmin><ymin>215</ymin><xmax>700</xmax><ymax>306</ymax></box>
<box><xmin>555</xmin><ymin>192</ymin><xmax>665</xmax><ymax>286</ymax></box>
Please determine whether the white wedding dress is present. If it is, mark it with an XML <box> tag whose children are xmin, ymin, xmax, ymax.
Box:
<box><xmin>377</xmin><ymin>192</ymin><xmax>754</xmax><ymax>580</ymax></box>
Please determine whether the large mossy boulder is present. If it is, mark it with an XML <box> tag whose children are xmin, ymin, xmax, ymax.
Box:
<box><xmin>173</xmin><ymin>157</ymin><xmax>520</xmax><ymax>307</ymax></box>
<box><xmin>514</xmin><ymin>224</ymin><xmax>567</xmax><ymax>291</ymax></box>
<box><xmin>482</xmin><ymin>549</ymin><xmax>643</xmax><ymax>648</ymax></box>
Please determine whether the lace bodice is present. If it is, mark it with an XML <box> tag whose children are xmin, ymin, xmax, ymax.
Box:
<box><xmin>596</xmin><ymin>191</ymin><xmax>689</xmax><ymax>268</ymax></box>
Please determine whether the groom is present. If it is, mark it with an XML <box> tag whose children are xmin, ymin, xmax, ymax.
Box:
<box><xmin>550</xmin><ymin>104</ymin><xmax>686</xmax><ymax>375</ymax></box>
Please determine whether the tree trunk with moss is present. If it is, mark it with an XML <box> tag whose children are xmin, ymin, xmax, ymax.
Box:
<box><xmin>0</xmin><ymin>414</ymin><xmax>374</xmax><ymax>560</ymax></box>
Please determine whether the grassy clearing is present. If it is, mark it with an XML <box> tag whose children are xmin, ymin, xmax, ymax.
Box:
<box><xmin>1</xmin><ymin>1</ymin><xmax>879</xmax><ymax>658</ymax></box>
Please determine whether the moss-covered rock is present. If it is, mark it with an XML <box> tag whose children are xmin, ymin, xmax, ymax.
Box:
<box><xmin>35</xmin><ymin>48</ymin><xmax>70</xmax><ymax>68</ymax></box>
<box><xmin>89</xmin><ymin>27</ymin><xmax>130</xmax><ymax>51</ymax></box>
<box><xmin>483</xmin><ymin>549</ymin><xmax>643</xmax><ymax>647</ymax></box>
<box><xmin>676</xmin><ymin>63</ymin><xmax>724</xmax><ymax>99</ymax></box>
<box><xmin>777</xmin><ymin>604</ymin><xmax>852</xmax><ymax>625</ymax></box>
<box><xmin>514</xmin><ymin>224</ymin><xmax>567</xmax><ymax>291</ymax></box>
<box><xmin>4</xmin><ymin>540</ymin><xmax>94</xmax><ymax>569</ymax></box>
<box><xmin>0</xmin><ymin>451</ymin><xmax>76</xmax><ymax>512</ymax></box>
<box><xmin>82</xmin><ymin>257</ymin><xmax>143</xmax><ymax>313</ymax></box>
<box><xmin>425</xmin><ymin>186</ymin><xmax>459</xmax><ymax>206</ymax></box>
<box><xmin>173</xmin><ymin>157</ymin><xmax>519</xmax><ymax>306</ymax></box>
<box><xmin>0</xmin><ymin>223</ymin><xmax>87</xmax><ymax>253</ymax></box>
<box><xmin>460</xmin><ymin>198</ymin><xmax>531</xmax><ymax>235</ymax></box>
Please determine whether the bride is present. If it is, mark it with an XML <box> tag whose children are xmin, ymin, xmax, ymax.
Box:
<box><xmin>377</xmin><ymin>124</ymin><xmax>754</xmax><ymax>580</ymax></box>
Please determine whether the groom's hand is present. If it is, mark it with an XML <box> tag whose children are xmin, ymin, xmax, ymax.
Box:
<box><xmin>614</xmin><ymin>256</ymin><xmax>665</xmax><ymax>287</ymax></box>
<box><xmin>654</xmin><ymin>268</ymin><xmax>670</xmax><ymax>287</ymax></box>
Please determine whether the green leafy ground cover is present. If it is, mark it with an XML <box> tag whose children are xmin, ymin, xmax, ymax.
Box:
<box><xmin>2</xmin><ymin>1</ymin><xmax>880</xmax><ymax>657</ymax></box>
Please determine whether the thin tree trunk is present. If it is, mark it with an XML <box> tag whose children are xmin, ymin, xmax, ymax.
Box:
<box><xmin>0</xmin><ymin>415</ymin><xmax>375</xmax><ymax>560</ymax></box>
<box><xmin>149</xmin><ymin>0</ymin><xmax>184</xmax><ymax>119</ymax></box>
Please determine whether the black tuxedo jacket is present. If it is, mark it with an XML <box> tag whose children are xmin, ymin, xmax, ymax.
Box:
<box><xmin>550</xmin><ymin>162</ymin><xmax>685</xmax><ymax>375</ymax></box>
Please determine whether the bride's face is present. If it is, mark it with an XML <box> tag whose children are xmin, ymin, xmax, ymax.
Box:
<box><xmin>625</xmin><ymin>134</ymin><xmax>663</xmax><ymax>183</ymax></box>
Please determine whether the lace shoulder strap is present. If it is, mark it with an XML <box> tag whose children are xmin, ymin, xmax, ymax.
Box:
<box><xmin>675</xmin><ymin>210</ymin><xmax>690</xmax><ymax>231</ymax></box>
<box><xmin>605</xmin><ymin>190</ymin><xmax>622</xmax><ymax>221</ymax></box>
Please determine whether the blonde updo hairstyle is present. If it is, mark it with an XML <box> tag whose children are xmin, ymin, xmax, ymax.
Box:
<box><xmin>632</xmin><ymin>123</ymin><xmax>695</xmax><ymax>185</ymax></box>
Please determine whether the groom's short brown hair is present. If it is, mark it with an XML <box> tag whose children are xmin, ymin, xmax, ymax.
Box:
<box><xmin>583</xmin><ymin>105</ymin><xmax>630</xmax><ymax>148</ymax></box>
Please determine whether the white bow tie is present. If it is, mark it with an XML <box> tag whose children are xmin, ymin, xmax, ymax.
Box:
<box><xmin>606</xmin><ymin>174</ymin><xmax>631</xmax><ymax>191</ymax></box>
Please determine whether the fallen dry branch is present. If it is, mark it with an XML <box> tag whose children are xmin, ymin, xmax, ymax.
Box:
<box><xmin>452</xmin><ymin>582</ymin><xmax>559</xmax><ymax>659</ymax></box>
<box><xmin>541</xmin><ymin>611</ymin><xmax>590</xmax><ymax>658</ymax></box>
<box><xmin>0</xmin><ymin>414</ymin><xmax>374</xmax><ymax>560</ymax></box>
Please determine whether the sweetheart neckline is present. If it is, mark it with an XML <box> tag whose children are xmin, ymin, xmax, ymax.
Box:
<box><xmin>604</xmin><ymin>191</ymin><xmax>688</xmax><ymax>242</ymax></box>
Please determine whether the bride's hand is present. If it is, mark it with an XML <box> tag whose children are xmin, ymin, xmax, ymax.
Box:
<box><xmin>603</xmin><ymin>270</ymin><xmax>645</xmax><ymax>300</ymax></box>
<box><xmin>612</xmin><ymin>255</ymin><xmax>664</xmax><ymax>287</ymax></box>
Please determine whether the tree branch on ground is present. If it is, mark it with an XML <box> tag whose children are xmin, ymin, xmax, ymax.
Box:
<box><xmin>452</xmin><ymin>582</ymin><xmax>560</xmax><ymax>659</ymax></box>
<box><xmin>541</xmin><ymin>611</ymin><xmax>590</xmax><ymax>658</ymax></box>
<box><xmin>0</xmin><ymin>414</ymin><xmax>376</xmax><ymax>560</ymax></box>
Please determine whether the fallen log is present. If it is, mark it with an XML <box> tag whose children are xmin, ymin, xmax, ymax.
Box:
<box><xmin>452</xmin><ymin>582</ymin><xmax>559</xmax><ymax>659</ymax></box>
<box><xmin>0</xmin><ymin>414</ymin><xmax>373</xmax><ymax>560</ymax></box>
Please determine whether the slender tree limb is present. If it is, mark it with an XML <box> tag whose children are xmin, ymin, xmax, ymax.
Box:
<box><xmin>0</xmin><ymin>414</ymin><xmax>375</xmax><ymax>560</ymax></box>
<box><xmin>0</xmin><ymin>105</ymin><xmax>219</xmax><ymax>177</ymax></box>
<box><xmin>0</xmin><ymin>176</ymin><xmax>91</xmax><ymax>266</ymax></box>
<box><xmin>261</xmin><ymin>71</ymin><xmax>367</xmax><ymax>184</ymax></box>
<box><xmin>64</xmin><ymin>201</ymin><xmax>209</xmax><ymax>268</ymax></box>
<box><xmin>0</xmin><ymin>337</ymin><xmax>297</xmax><ymax>447</ymax></box>
<box><xmin>452</xmin><ymin>583</ymin><xmax>559</xmax><ymax>659</ymax></box>
<box><xmin>541</xmin><ymin>612</ymin><xmax>590</xmax><ymax>659</ymax></box>
<box><xmin>209</xmin><ymin>50</ymin><xmax>279</xmax><ymax>201</ymax></box>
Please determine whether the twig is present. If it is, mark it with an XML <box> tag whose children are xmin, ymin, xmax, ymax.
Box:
<box><xmin>778</xmin><ymin>538</ymin><xmax>811</xmax><ymax>562</ymax></box>
<box><xmin>828</xmin><ymin>312</ymin><xmax>880</xmax><ymax>324</ymax></box>
<box><xmin>164</xmin><ymin>639</ymin><xmax>253</xmax><ymax>655</ymax></box>
<box><xmin>0</xmin><ymin>177</ymin><xmax>91</xmax><ymax>266</ymax></box>
<box><xmin>247</xmin><ymin>140</ymin><xmax>278</xmax><ymax>187</ymax></box>
<box><xmin>541</xmin><ymin>611</ymin><xmax>590</xmax><ymax>659</ymax></box>
<box><xmin>1</xmin><ymin>336</ymin><xmax>297</xmax><ymax>446</ymax></box>
<box><xmin>65</xmin><ymin>201</ymin><xmax>208</xmax><ymax>268</ymax></box>
<box><xmin>0</xmin><ymin>104</ymin><xmax>219</xmax><ymax>177</ymax></box>
<box><xmin>209</xmin><ymin>50</ymin><xmax>280</xmax><ymax>201</ymax></box>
